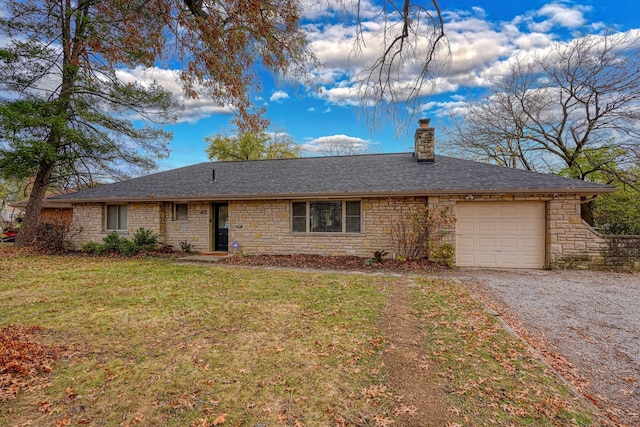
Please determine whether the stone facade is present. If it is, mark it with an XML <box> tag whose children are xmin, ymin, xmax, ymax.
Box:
<box><xmin>546</xmin><ymin>195</ymin><xmax>640</xmax><ymax>271</ymax></box>
<box><xmin>69</xmin><ymin>194</ymin><xmax>639</xmax><ymax>270</ymax></box>
<box><xmin>229</xmin><ymin>197</ymin><xmax>428</xmax><ymax>257</ymax></box>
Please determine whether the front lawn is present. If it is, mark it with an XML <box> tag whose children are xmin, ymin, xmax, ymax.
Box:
<box><xmin>0</xmin><ymin>248</ymin><xmax>601</xmax><ymax>426</ymax></box>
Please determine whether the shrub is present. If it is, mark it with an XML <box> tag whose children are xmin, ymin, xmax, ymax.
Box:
<box><xmin>101</xmin><ymin>232</ymin><xmax>123</xmax><ymax>253</ymax></box>
<box><xmin>592</xmin><ymin>190</ymin><xmax>640</xmax><ymax>235</ymax></box>
<box><xmin>132</xmin><ymin>228</ymin><xmax>158</xmax><ymax>252</ymax></box>
<box><xmin>389</xmin><ymin>200</ymin><xmax>455</xmax><ymax>264</ymax></box>
<box><xmin>179</xmin><ymin>240</ymin><xmax>194</xmax><ymax>254</ymax></box>
<box><xmin>31</xmin><ymin>219</ymin><xmax>74</xmax><ymax>253</ymax></box>
<box><xmin>80</xmin><ymin>229</ymin><xmax>161</xmax><ymax>257</ymax></box>
<box><xmin>117</xmin><ymin>238</ymin><xmax>139</xmax><ymax>256</ymax></box>
<box><xmin>429</xmin><ymin>242</ymin><xmax>455</xmax><ymax>267</ymax></box>
<box><xmin>390</xmin><ymin>205</ymin><xmax>426</xmax><ymax>260</ymax></box>
<box><xmin>80</xmin><ymin>241</ymin><xmax>101</xmax><ymax>254</ymax></box>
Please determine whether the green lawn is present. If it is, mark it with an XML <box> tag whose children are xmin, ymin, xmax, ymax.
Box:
<box><xmin>0</xmin><ymin>248</ymin><xmax>600</xmax><ymax>426</ymax></box>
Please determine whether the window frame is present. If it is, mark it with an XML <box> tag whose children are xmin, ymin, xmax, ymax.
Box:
<box><xmin>174</xmin><ymin>203</ymin><xmax>188</xmax><ymax>221</ymax></box>
<box><xmin>291</xmin><ymin>200</ymin><xmax>361</xmax><ymax>234</ymax></box>
<box><xmin>105</xmin><ymin>204</ymin><xmax>127</xmax><ymax>231</ymax></box>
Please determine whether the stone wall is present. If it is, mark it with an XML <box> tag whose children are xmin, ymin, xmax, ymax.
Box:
<box><xmin>546</xmin><ymin>195</ymin><xmax>640</xmax><ymax>270</ymax></box>
<box><xmin>127</xmin><ymin>203</ymin><xmax>161</xmax><ymax>236</ymax></box>
<box><xmin>162</xmin><ymin>201</ymin><xmax>211</xmax><ymax>252</ymax></box>
<box><xmin>228</xmin><ymin>197</ymin><xmax>427</xmax><ymax>257</ymax></box>
<box><xmin>70</xmin><ymin>203</ymin><xmax>104</xmax><ymax>245</ymax></box>
<box><xmin>68</xmin><ymin>196</ymin><xmax>638</xmax><ymax>270</ymax></box>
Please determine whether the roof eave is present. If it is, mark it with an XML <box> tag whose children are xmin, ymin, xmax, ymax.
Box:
<box><xmin>52</xmin><ymin>186</ymin><xmax>617</xmax><ymax>204</ymax></box>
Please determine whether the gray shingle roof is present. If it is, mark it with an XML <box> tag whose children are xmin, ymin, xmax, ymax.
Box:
<box><xmin>52</xmin><ymin>153</ymin><xmax>615</xmax><ymax>202</ymax></box>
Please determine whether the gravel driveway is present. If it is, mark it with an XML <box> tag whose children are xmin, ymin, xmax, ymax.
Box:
<box><xmin>451</xmin><ymin>269</ymin><xmax>640</xmax><ymax>426</ymax></box>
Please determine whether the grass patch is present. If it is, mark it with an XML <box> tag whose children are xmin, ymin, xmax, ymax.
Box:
<box><xmin>0</xmin><ymin>248</ymin><xmax>602</xmax><ymax>426</ymax></box>
<box><xmin>411</xmin><ymin>278</ymin><xmax>597</xmax><ymax>426</ymax></box>
<box><xmin>0</xmin><ymin>253</ymin><xmax>391</xmax><ymax>426</ymax></box>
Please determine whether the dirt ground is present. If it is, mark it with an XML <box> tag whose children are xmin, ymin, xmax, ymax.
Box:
<box><xmin>380</xmin><ymin>278</ymin><xmax>454</xmax><ymax>426</ymax></box>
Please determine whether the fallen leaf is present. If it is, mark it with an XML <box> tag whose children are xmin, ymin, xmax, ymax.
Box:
<box><xmin>213</xmin><ymin>413</ymin><xmax>227</xmax><ymax>425</ymax></box>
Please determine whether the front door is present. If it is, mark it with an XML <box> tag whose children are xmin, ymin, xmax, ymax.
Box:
<box><xmin>213</xmin><ymin>203</ymin><xmax>229</xmax><ymax>252</ymax></box>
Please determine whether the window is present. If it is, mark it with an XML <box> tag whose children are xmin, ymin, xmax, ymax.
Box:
<box><xmin>292</xmin><ymin>202</ymin><xmax>306</xmax><ymax>232</ymax></box>
<box><xmin>174</xmin><ymin>203</ymin><xmax>188</xmax><ymax>221</ymax></box>
<box><xmin>106</xmin><ymin>204</ymin><xmax>127</xmax><ymax>231</ymax></box>
<box><xmin>292</xmin><ymin>201</ymin><xmax>361</xmax><ymax>233</ymax></box>
<box><xmin>345</xmin><ymin>201</ymin><xmax>361</xmax><ymax>233</ymax></box>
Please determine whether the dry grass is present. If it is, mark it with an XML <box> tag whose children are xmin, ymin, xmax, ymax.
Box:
<box><xmin>0</xmin><ymin>251</ymin><xmax>391</xmax><ymax>426</ymax></box>
<box><xmin>411</xmin><ymin>278</ymin><xmax>602</xmax><ymax>426</ymax></box>
<box><xmin>0</xmin><ymin>247</ymin><xmax>602</xmax><ymax>426</ymax></box>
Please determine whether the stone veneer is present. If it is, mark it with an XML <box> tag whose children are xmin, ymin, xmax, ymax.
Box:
<box><xmin>229</xmin><ymin>197</ymin><xmax>428</xmax><ymax>257</ymax></box>
<box><xmin>69</xmin><ymin>194</ymin><xmax>638</xmax><ymax>270</ymax></box>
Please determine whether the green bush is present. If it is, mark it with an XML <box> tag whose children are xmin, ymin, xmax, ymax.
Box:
<box><xmin>429</xmin><ymin>242</ymin><xmax>455</xmax><ymax>267</ymax></box>
<box><xmin>95</xmin><ymin>232</ymin><xmax>138</xmax><ymax>256</ymax></box>
<box><xmin>101</xmin><ymin>232</ymin><xmax>123</xmax><ymax>253</ymax></box>
<box><xmin>117</xmin><ymin>238</ymin><xmax>139</xmax><ymax>256</ymax></box>
<box><xmin>592</xmin><ymin>190</ymin><xmax>640</xmax><ymax>235</ymax></box>
<box><xmin>80</xmin><ymin>241</ymin><xmax>101</xmax><ymax>253</ymax></box>
<box><xmin>132</xmin><ymin>228</ymin><xmax>158</xmax><ymax>252</ymax></box>
<box><xmin>80</xmin><ymin>229</ymin><xmax>162</xmax><ymax>256</ymax></box>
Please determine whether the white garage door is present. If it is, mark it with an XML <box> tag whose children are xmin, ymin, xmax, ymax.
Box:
<box><xmin>456</xmin><ymin>202</ymin><xmax>545</xmax><ymax>269</ymax></box>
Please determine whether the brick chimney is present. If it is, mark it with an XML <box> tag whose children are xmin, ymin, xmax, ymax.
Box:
<box><xmin>414</xmin><ymin>118</ymin><xmax>435</xmax><ymax>162</ymax></box>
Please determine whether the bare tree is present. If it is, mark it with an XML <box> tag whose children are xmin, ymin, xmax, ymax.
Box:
<box><xmin>445</xmin><ymin>31</ymin><xmax>640</xmax><ymax>185</ymax></box>
<box><xmin>182</xmin><ymin>0</ymin><xmax>450</xmax><ymax>136</ymax></box>
<box><xmin>444</xmin><ymin>31</ymin><xmax>640</xmax><ymax>223</ymax></box>
<box><xmin>354</xmin><ymin>0</ymin><xmax>450</xmax><ymax>135</ymax></box>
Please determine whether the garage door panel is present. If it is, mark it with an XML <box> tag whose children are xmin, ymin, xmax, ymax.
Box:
<box><xmin>499</xmin><ymin>254</ymin><xmax>518</xmax><ymax>266</ymax></box>
<box><xmin>457</xmin><ymin>253</ymin><xmax>476</xmax><ymax>264</ymax></box>
<box><xmin>477</xmin><ymin>253</ymin><xmax>498</xmax><ymax>264</ymax></box>
<box><xmin>478</xmin><ymin>237</ymin><xmax>497</xmax><ymax>248</ymax></box>
<box><xmin>457</xmin><ymin>221</ymin><xmax>476</xmax><ymax>233</ymax></box>
<box><xmin>522</xmin><ymin>221</ymin><xmax>542</xmax><ymax>232</ymax></box>
<box><xmin>456</xmin><ymin>236</ymin><xmax>475</xmax><ymax>248</ymax></box>
<box><xmin>499</xmin><ymin>221</ymin><xmax>519</xmax><ymax>233</ymax></box>
<box><xmin>456</xmin><ymin>202</ymin><xmax>545</xmax><ymax>269</ymax></box>
<box><xmin>521</xmin><ymin>238</ymin><xmax>541</xmax><ymax>248</ymax></box>
<box><xmin>498</xmin><ymin>238</ymin><xmax>518</xmax><ymax>248</ymax></box>
<box><xmin>456</xmin><ymin>204</ymin><xmax>475</xmax><ymax>216</ymax></box>
<box><xmin>499</xmin><ymin>205</ymin><xmax>519</xmax><ymax>216</ymax></box>
<box><xmin>478</xmin><ymin>222</ymin><xmax>497</xmax><ymax>232</ymax></box>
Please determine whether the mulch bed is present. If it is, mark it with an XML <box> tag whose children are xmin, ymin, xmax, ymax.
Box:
<box><xmin>219</xmin><ymin>254</ymin><xmax>450</xmax><ymax>274</ymax></box>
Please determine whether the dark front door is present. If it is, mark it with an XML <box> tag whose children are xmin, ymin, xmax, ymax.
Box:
<box><xmin>214</xmin><ymin>203</ymin><xmax>229</xmax><ymax>252</ymax></box>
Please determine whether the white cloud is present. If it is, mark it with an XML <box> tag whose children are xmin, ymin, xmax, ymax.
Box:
<box><xmin>532</xmin><ymin>3</ymin><xmax>589</xmax><ymax>30</ymax></box>
<box><xmin>116</xmin><ymin>67</ymin><xmax>234</xmax><ymax>123</ymax></box>
<box><xmin>80</xmin><ymin>1</ymin><xmax>632</xmax><ymax>126</ymax></box>
<box><xmin>301</xmin><ymin>134</ymin><xmax>372</xmax><ymax>155</ymax></box>
<box><xmin>299</xmin><ymin>1</ymin><xmax>612</xmax><ymax>111</ymax></box>
<box><xmin>270</xmin><ymin>90</ymin><xmax>290</xmax><ymax>102</ymax></box>
<box><xmin>417</xmin><ymin>98</ymin><xmax>472</xmax><ymax>118</ymax></box>
<box><xmin>298</xmin><ymin>0</ymin><xmax>379</xmax><ymax>21</ymax></box>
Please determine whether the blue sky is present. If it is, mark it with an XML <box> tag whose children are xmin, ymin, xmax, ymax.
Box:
<box><xmin>120</xmin><ymin>1</ymin><xmax>640</xmax><ymax>170</ymax></box>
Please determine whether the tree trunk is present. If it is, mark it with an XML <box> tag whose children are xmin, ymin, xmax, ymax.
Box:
<box><xmin>14</xmin><ymin>162</ymin><xmax>53</xmax><ymax>247</ymax></box>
